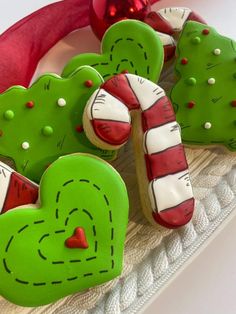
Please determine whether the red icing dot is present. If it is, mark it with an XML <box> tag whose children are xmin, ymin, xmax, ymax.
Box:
<box><xmin>26</xmin><ymin>101</ymin><xmax>34</xmax><ymax>108</ymax></box>
<box><xmin>76</xmin><ymin>125</ymin><xmax>84</xmax><ymax>133</ymax></box>
<box><xmin>0</xmin><ymin>130</ymin><xmax>3</xmax><ymax>137</ymax></box>
<box><xmin>202</xmin><ymin>29</ymin><xmax>210</xmax><ymax>35</ymax></box>
<box><xmin>187</xmin><ymin>101</ymin><xmax>195</xmax><ymax>109</ymax></box>
<box><xmin>231</xmin><ymin>100</ymin><xmax>236</xmax><ymax>107</ymax></box>
<box><xmin>65</xmin><ymin>227</ymin><xmax>88</xmax><ymax>249</ymax></box>
<box><xmin>121</xmin><ymin>70</ymin><xmax>129</xmax><ymax>74</ymax></box>
<box><xmin>181</xmin><ymin>58</ymin><xmax>188</xmax><ymax>65</ymax></box>
<box><xmin>84</xmin><ymin>80</ymin><xmax>93</xmax><ymax>88</ymax></box>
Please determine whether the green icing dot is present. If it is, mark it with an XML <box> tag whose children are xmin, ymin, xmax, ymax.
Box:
<box><xmin>42</xmin><ymin>126</ymin><xmax>54</xmax><ymax>137</ymax></box>
<box><xmin>4</xmin><ymin>110</ymin><xmax>14</xmax><ymax>120</ymax></box>
<box><xmin>191</xmin><ymin>36</ymin><xmax>201</xmax><ymax>45</ymax></box>
<box><xmin>186</xmin><ymin>77</ymin><xmax>197</xmax><ymax>86</ymax></box>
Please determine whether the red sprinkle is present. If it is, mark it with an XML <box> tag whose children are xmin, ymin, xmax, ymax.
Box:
<box><xmin>181</xmin><ymin>58</ymin><xmax>188</xmax><ymax>65</ymax></box>
<box><xmin>121</xmin><ymin>70</ymin><xmax>129</xmax><ymax>74</ymax></box>
<box><xmin>231</xmin><ymin>100</ymin><xmax>236</xmax><ymax>107</ymax></box>
<box><xmin>187</xmin><ymin>101</ymin><xmax>195</xmax><ymax>109</ymax></box>
<box><xmin>202</xmin><ymin>29</ymin><xmax>210</xmax><ymax>35</ymax></box>
<box><xmin>84</xmin><ymin>80</ymin><xmax>93</xmax><ymax>88</ymax></box>
<box><xmin>0</xmin><ymin>130</ymin><xmax>3</xmax><ymax>137</ymax></box>
<box><xmin>26</xmin><ymin>101</ymin><xmax>34</xmax><ymax>109</ymax></box>
<box><xmin>76</xmin><ymin>125</ymin><xmax>84</xmax><ymax>133</ymax></box>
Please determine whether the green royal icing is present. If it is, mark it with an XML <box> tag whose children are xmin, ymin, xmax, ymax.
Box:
<box><xmin>171</xmin><ymin>21</ymin><xmax>236</xmax><ymax>151</ymax></box>
<box><xmin>0</xmin><ymin>66</ymin><xmax>115</xmax><ymax>182</ymax></box>
<box><xmin>0</xmin><ymin>154</ymin><xmax>129</xmax><ymax>306</ymax></box>
<box><xmin>62</xmin><ymin>20</ymin><xmax>164</xmax><ymax>82</ymax></box>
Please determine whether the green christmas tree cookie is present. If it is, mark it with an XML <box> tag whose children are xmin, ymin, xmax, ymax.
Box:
<box><xmin>0</xmin><ymin>153</ymin><xmax>129</xmax><ymax>306</ymax></box>
<box><xmin>62</xmin><ymin>20</ymin><xmax>164</xmax><ymax>82</ymax></box>
<box><xmin>171</xmin><ymin>21</ymin><xmax>236</xmax><ymax>151</ymax></box>
<box><xmin>0</xmin><ymin>66</ymin><xmax>115</xmax><ymax>182</ymax></box>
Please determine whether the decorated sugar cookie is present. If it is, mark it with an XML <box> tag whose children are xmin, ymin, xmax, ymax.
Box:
<box><xmin>0</xmin><ymin>66</ymin><xmax>115</xmax><ymax>182</ymax></box>
<box><xmin>83</xmin><ymin>73</ymin><xmax>194</xmax><ymax>229</ymax></box>
<box><xmin>62</xmin><ymin>20</ymin><xmax>164</xmax><ymax>82</ymax></box>
<box><xmin>0</xmin><ymin>161</ymin><xmax>38</xmax><ymax>213</ymax></box>
<box><xmin>0</xmin><ymin>154</ymin><xmax>128</xmax><ymax>306</ymax></box>
<box><xmin>171</xmin><ymin>21</ymin><xmax>236</xmax><ymax>152</ymax></box>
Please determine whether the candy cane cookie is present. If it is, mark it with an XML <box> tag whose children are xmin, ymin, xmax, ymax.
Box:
<box><xmin>145</xmin><ymin>7</ymin><xmax>205</xmax><ymax>35</ymax></box>
<box><xmin>83</xmin><ymin>73</ymin><xmax>194</xmax><ymax>229</ymax></box>
<box><xmin>144</xmin><ymin>7</ymin><xmax>206</xmax><ymax>62</ymax></box>
<box><xmin>0</xmin><ymin>161</ymin><xmax>38</xmax><ymax>214</ymax></box>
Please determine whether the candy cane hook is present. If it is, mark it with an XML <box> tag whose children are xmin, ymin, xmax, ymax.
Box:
<box><xmin>148</xmin><ymin>7</ymin><xmax>206</xmax><ymax>62</ymax></box>
<box><xmin>83</xmin><ymin>73</ymin><xmax>194</xmax><ymax>229</ymax></box>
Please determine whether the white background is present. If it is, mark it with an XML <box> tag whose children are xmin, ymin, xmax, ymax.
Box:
<box><xmin>0</xmin><ymin>1</ymin><xmax>236</xmax><ymax>314</ymax></box>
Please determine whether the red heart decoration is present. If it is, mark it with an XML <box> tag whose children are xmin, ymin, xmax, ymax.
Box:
<box><xmin>65</xmin><ymin>227</ymin><xmax>89</xmax><ymax>249</ymax></box>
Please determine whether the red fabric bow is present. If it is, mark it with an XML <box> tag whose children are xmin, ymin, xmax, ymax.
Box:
<box><xmin>0</xmin><ymin>0</ymin><xmax>89</xmax><ymax>93</ymax></box>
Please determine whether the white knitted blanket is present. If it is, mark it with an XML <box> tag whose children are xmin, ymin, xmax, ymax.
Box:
<box><xmin>1</xmin><ymin>61</ymin><xmax>236</xmax><ymax>314</ymax></box>
<box><xmin>0</xmin><ymin>143</ymin><xmax>235</xmax><ymax>314</ymax></box>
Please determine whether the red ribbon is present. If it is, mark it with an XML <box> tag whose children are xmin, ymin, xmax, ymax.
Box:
<box><xmin>0</xmin><ymin>0</ymin><xmax>89</xmax><ymax>93</ymax></box>
<box><xmin>0</xmin><ymin>0</ymin><xmax>160</xmax><ymax>93</ymax></box>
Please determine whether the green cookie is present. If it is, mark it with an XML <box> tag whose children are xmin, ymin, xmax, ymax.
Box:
<box><xmin>0</xmin><ymin>154</ymin><xmax>129</xmax><ymax>306</ymax></box>
<box><xmin>0</xmin><ymin>66</ymin><xmax>115</xmax><ymax>182</ymax></box>
<box><xmin>62</xmin><ymin>20</ymin><xmax>164</xmax><ymax>82</ymax></box>
<box><xmin>171</xmin><ymin>21</ymin><xmax>236</xmax><ymax>151</ymax></box>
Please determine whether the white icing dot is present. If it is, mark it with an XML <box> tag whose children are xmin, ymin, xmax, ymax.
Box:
<box><xmin>22</xmin><ymin>142</ymin><xmax>30</xmax><ymax>150</ymax></box>
<box><xmin>57</xmin><ymin>98</ymin><xmax>66</xmax><ymax>107</ymax></box>
<box><xmin>213</xmin><ymin>48</ymin><xmax>221</xmax><ymax>55</ymax></box>
<box><xmin>204</xmin><ymin>122</ymin><xmax>212</xmax><ymax>130</ymax></box>
<box><xmin>208</xmin><ymin>78</ymin><xmax>216</xmax><ymax>85</ymax></box>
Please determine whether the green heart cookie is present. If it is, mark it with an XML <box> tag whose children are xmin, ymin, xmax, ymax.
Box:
<box><xmin>0</xmin><ymin>154</ymin><xmax>128</xmax><ymax>306</ymax></box>
<box><xmin>171</xmin><ymin>21</ymin><xmax>236</xmax><ymax>151</ymax></box>
<box><xmin>0</xmin><ymin>66</ymin><xmax>115</xmax><ymax>182</ymax></box>
<box><xmin>62</xmin><ymin>20</ymin><xmax>164</xmax><ymax>82</ymax></box>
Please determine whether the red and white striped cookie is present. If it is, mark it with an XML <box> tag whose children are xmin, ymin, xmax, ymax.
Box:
<box><xmin>145</xmin><ymin>7</ymin><xmax>206</xmax><ymax>62</ymax></box>
<box><xmin>83</xmin><ymin>73</ymin><xmax>194</xmax><ymax>229</ymax></box>
<box><xmin>0</xmin><ymin>161</ymin><xmax>38</xmax><ymax>213</ymax></box>
<box><xmin>145</xmin><ymin>7</ymin><xmax>205</xmax><ymax>35</ymax></box>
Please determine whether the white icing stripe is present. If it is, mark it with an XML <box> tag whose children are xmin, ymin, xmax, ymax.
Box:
<box><xmin>126</xmin><ymin>74</ymin><xmax>165</xmax><ymax>111</ymax></box>
<box><xmin>158</xmin><ymin>7</ymin><xmax>191</xmax><ymax>31</ymax></box>
<box><xmin>86</xmin><ymin>88</ymin><xmax>130</xmax><ymax>123</ymax></box>
<box><xmin>143</xmin><ymin>122</ymin><xmax>181</xmax><ymax>154</ymax></box>
<box><xmin>157</xmin><ymin>31</ymin><xmax>176</xmax><ymax>46</ymax></box>
<box><xmin>148</xmin><ymin>170</ymin><xmax>193</xmax><ymax>212</ymax></box>
<box><xmin>0</xmin><ymin>162</ymin><xmax>13</xmax><ymax>211</ymax></box>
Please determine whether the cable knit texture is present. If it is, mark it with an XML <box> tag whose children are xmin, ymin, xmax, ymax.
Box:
<box><xmin>0</xmin><ymin>145</ymin><xmax>235</xmax><ymax>314</ymax></box>
<box><xmin>1</xmin><ymin>63</ymin><xmax>236</xmax><ymax>314</ymax></box>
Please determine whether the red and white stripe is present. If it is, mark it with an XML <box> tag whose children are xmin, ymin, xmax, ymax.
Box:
<box><xmin>156</xmin><ymin>32</ymin><xmax>176</xmax><ymax>62</ymax></box>
<box><xmin>84</xmin><ymin>73</ymin><xmax>194</xmax><ymax>229</ymax></box>
<box><xmin>0</xmin><ymin>162</ymin><xmax>38</xmax><ymax>214</ymax></box>
<box><xmin>145</xmin><ymin>7</ymin><xmax>206</xmax><ymax>62</ymax></box>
